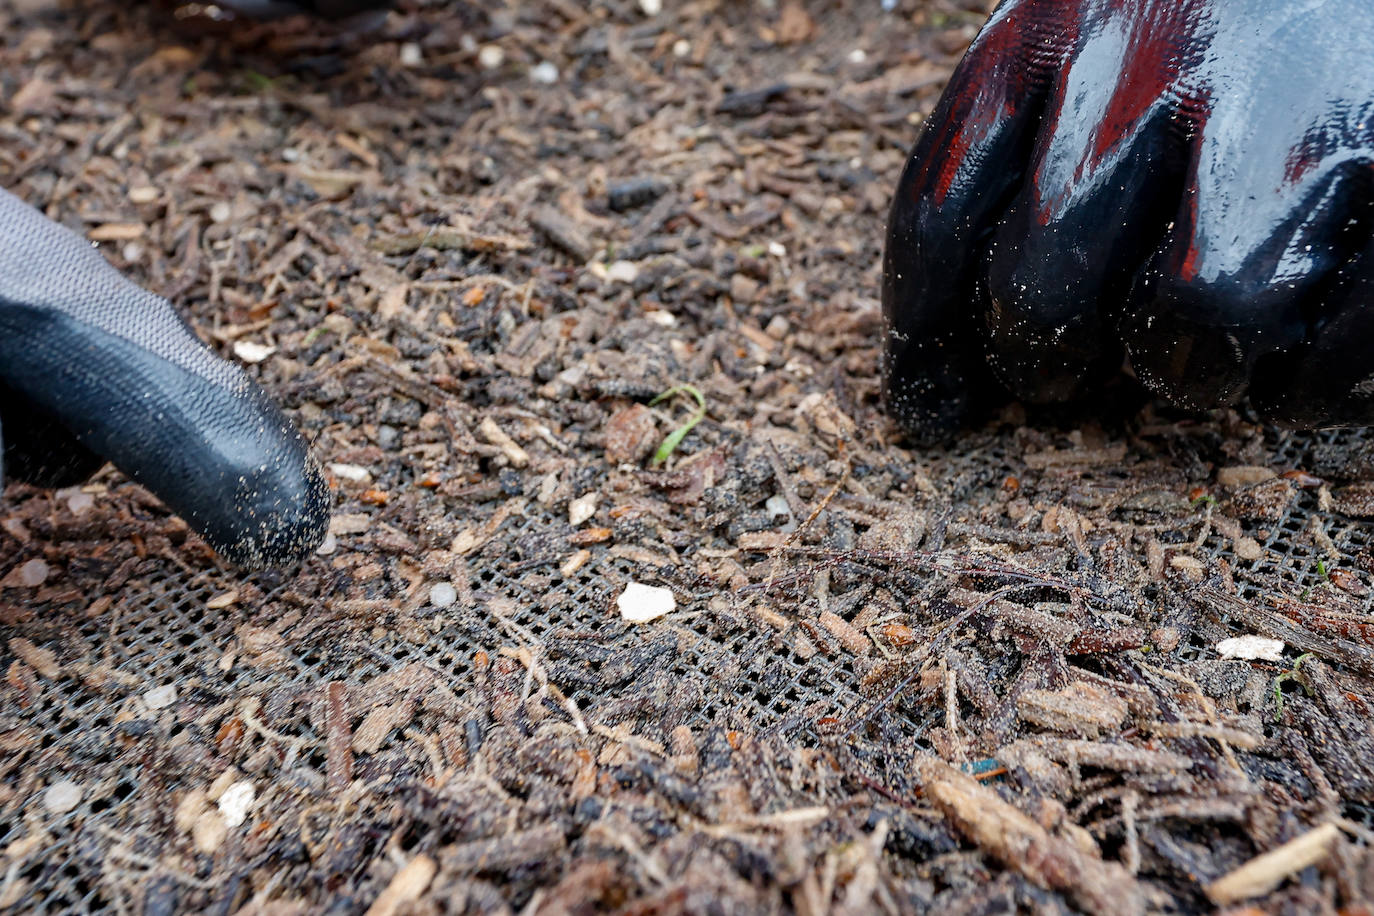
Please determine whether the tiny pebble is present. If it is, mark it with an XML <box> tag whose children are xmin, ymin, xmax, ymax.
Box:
<box><xmin>399</xmin><ymin>42</ymin><xmax>423</xmax><ymax>67</ymax></box>
<box><xmin>43</xmin><ymin>780</ymin><xmax>82</xmax><ymax>816</ymax></box>
<box><xmin>765</xmin><ymin>494</ymin><xmax>799</xmax><ymax>533</ymax></box>
<box><xmin>66</xmin><ymin>491</ymin><xmax>94</xmax><ymax>515</ymax></box>
<box><xmin>217</xmin><ymin>781</ymin><xmax>256</xmax><ymax>828</ymax></box>
<box><xmin>639</xmin><ymin>0</ymin><xmax>662</xmax><ymax>14</ymax></box>
<box><xmin>673</xmin><ymin>39</ymin><xmax>692</xmax><ymax>57</ymax></box>
<box><xmin>329</xmin><ymin>462</ymin><xmax>372</xmax><ymax>483</ymax></box>
<box><xmin>765</xmin><ymin>315</ymin><xmax>790</xmax><ymax>340</ymax></box>
<box><xmin>767</xmin><ymin>241</ymin><xmax>787</xmax><ymax>257</ymax></box>
<box><xmin>121</xmin><ymin>241</ymin><xmax>143</xmax><ymax>262</ymax></box>
<box><xmin>848</xmin><ymin>48</ymin><xmax>867</xmax><ymax>64</ymax></box>
<box><xmin>209</xmin><ymin>201</ymin><xmax>232</xmax><ymax>223</ymax></box>
<box><xmin>429</xmin><ymin>582</ymin><xmax>458</xmax><ymax>609</ymax></box>
<box><xmin>531</xmin><ymin>61</ymin><xmax>559</xmax><ymax>84</ymax></box>
<box><xmin>607</xmin><ymin>260</ymin><xmax>639</xmax><ymax>283</ymax></box>
<box><xmin>569</xmin><ymin>493</ymin><xmax>598</xmax><ymax>526</ymax></box>
<box><xmin>233</xmin><ymin>340</ymin><xmax>276</xmax><ymax>364</ymax></box>
<box><xmin>127</xmin><ymin>185</ymin><xmax>159</xmax><ymax>204</ymax></box>
<box><xmin>144</xmin><ymin>684</ymin><xmax>178</xmax><ymax>710</ymax></box>
<box><xmin>315</xmin><ymin>532</ymin><xmax>337</xmax><ymax>556</ymax></box>
<box><xmin>17</xmin><ymin>558</ymin><xmax>48</xmax><ymax>587</ymax></box>
<box><xmin>617</xmin><ymin>581</ymin><xmax>676</xmax><ymax>623</ymax></box>
<box><xmin>478</xmin><ymin>45</ymin><xmax>504</xmax><ymax>69</ymax></box>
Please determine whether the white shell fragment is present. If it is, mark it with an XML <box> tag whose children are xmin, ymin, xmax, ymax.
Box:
<box><xmin>217</xmin><ymin>781</ymin><xmax>256</xmax><ymax>828</ymax></box>
<box><xmin>1216</xmin><ymin>635</ymin><xmax>1285</xmax><ymax>662</ymax></box>
<box><xmin>531</xmin><ymin>61</ymin><xmax>559</xmax><ymax>84</ymax></box>
<box><xmin>617</xmin><ymin>582</ymin><xmax>676</xmax><ymax>623</ymax></box>
<box><xmin>569</xmin><ymin>493</ymin><xmax>598</xmax><ymax>526</ymax></box>
<box><xmin>43</xmin><ymin>779</ymin><xmax>82</xmax><ymax>816</ymax></box>
<box><xmin>233</xmin><ymin>340</ymin><xmax>276</xmax><ymax>364</ymax></box>
<box><xmin>144</xmin><ymin>684</ymin><xmax>179</xmax><ymax>710</ymax></box>
<box><xmin>329</xmin><ymin>463</ymin><xmax>372</xmax><ymax>483</ymax></box>
<box><xmin>429</xmin><ymin>582</ymin><xmax>457</xmax><ymax>609</ymax></box>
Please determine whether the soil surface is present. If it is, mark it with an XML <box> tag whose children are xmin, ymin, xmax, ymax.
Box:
<box><xmin>3</xmin><ymin>1</ymin><xmax>1374</xmax><ymax>914</ymax></box>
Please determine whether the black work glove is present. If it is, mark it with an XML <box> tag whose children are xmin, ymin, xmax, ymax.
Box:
<box><xmin>0</xmin><ymin>189</ymin><xmax>329</xmax><ymax>568</ymax></box>
<box><xmin>883</xmin><ymin>0</ymin><xmax>1374</xmax><ymax>443</ymax></box>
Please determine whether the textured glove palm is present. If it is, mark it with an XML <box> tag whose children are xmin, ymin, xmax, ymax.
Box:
<box><xmin>883</xmin><ymin>0</ymin><xmax>1374</xmax><ymax>442</ymax></box>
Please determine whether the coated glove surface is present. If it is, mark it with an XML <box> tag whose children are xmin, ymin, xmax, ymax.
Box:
<box><xmin>883</xmin><ymin>0</ymin><xmax>1374</xmax><ymax>443</ymax></box>
<box><xmin>0</xmin><ymin>189</ymin><xmax>329</xmax><ymax>569</ymax></box>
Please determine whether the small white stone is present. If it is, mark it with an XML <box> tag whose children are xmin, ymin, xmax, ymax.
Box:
<box><xmin>764</xmin><ymin>494</ymin><xmax>799</xmax><ymax>533</ymax></box>
<box><xmin>672</xmin><ymin>39</ymin><xmax>691</xmax><ymax>57</ymax></box>
<box><xmin>639</xmin><ymin>0</ymin><xmax>662</xmax><ymax>15</ymax></box>
<box><xmin>66</xmin><ymin>491</ymin><xmax>94</xmax><ymax>515</ymax></box>
<box><xmin>767</xmin><ymin>241</ymin><xmax>787</xmax><ymax>257</ymax></box>
<box><xmin>429</xmin><ymin>582</ymin><xmax>458</xmax><ymax>609</ymax></box>
<box><xmin>233</xmin><ymin>340</ymin><xmax>276</xmax><ymax>364</ymax></box>
<box><xmin>399</xmin><ymin>42</ymin><xmax>423</xmax><ymax>67</ymax></box>
<box><xmin>217</xmin><ymin>781</ymin><xmax>256</xmax><ymax>828</ymax></box>
<box><xmin>17</xmin><ymin>558</ymin><xmax>48</xmax><ymax>587</ymax></box>
<box><xmin>315</xmin><ymin>532</ymin><xmax>337</xmax><ymax>556</ymax></box>
<box><xmin>848</xmin><ymin>48</ymin><xmax>867</xmax><ymax>64</ymax></box>
<box><xmin>531</xmin><ymin>61</ymin><xmax>559</xmax><ymax>84</ymax></box>
<box><xmin>478</xmin><ymin>44</ymin><xmax>505</xmax><ymax>69</ymax></box>
<box><xmin>328</xmin><ymin>462</ymin><xmax>372</xmax><ymax>483</ymax></box>
<box><xmin>1216</xmin><ymin>635</ymin><xmax>1285</xmax><ymax>662</ymax></box>
<box><xmin>209</xmin><ymin>201</ymin><xmax>232</xmax><ymax>223</ymax></box>
<box><xmin>280</xmin><ymin>147</ymin><xmax>302</xmax><ymax>163</ymax></box>
<box><xmin>43</xmin><ymin>780</ymin><xmax>82</xmax><ymax>816</ymax></box>
<box><xmin>617</xmin><ymin>582</ymin><xmax>676</xmax><ymax>623</ymax></box>
<box><xmin>144</xmin><ymin>684</ymin><xmax>178</xmax><ymax>710</ymax></box>
<box><xmin>569</xmin><ymin>493</ymin><xmax>598</xmax><ymax>526</ymax></box>
<box><xmin>644</xmin><ymin>310</ymin><xmax>677</xmax><ymax>327</ymax></box>
<box><xmin>606</xmin><ymin>260</ymin><xmax>639</xmax><ymax>284</ymax></box>
<box><xmin>121</xmin><ymin>241</ymin><xmax>144</xmax><ymax>262</ymax></box>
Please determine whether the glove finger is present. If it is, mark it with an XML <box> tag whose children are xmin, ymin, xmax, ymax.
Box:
<box><xmin>1250</xmin><ymin>221</ymin><xmax>1374</xmax><ymax>427</ymax></box>
<box><xmin>0</xmin><ymin>189</ymin><xmax>329</xmax><ymax>568</ymax></box>
<box><xmin>0</xmin><ymin>380</ymin><xmax>104</xmax><ymax>488</ymax></box>
<box><xmin>882</xmin><ymin>0</ymin><xmax>1075</xmax><ymax>443</ymax></box>
<box><xmin>982</xmin><ymin>5</ymin><xmax>1199</xmax><ymax>403</ymax></box>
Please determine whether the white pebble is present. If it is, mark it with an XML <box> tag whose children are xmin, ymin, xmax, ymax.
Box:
<box><xmin>606</xmin><ymin>260</ymin><xmax>639</xmax><ymax>284</ymax></box>
<box><xmin>765</xmin><ymin>494</ymin><xmax>798</xmax><ymax>533</ymax></box>
<box><xmin>122</xmin><ymin>241</ymin><xmax>144</xmax><ymax>262</ymax></box>
<box><xmin>233</xmin><ymin>340</ymin><xmax>276</xmax><ymax>364</ymax></box>
<box><xmin>848</xmin><ymin>48</ymin><xmax>867</xmax><ymax>64</ymax></box>
<box><xmin>531</xmin><ymin>61</ymin><xmax>559</xmax><ymax>84</ymax></box>
<box><xmin>767</xmin><ymin>241</ymin><xmax>787</xmax><ymax>258</ymax></box>
<box><xmin>639</xmin><ymin>0</ymin><xmax>662</xmax><ymax>15</ymax></box>
<box><xmin>209</xmin><ymin>201</ymin><xmax>232</xmax><ymax>224</ymax></box>
<box><xmin>1216</xmin><ymin>635</ymin><xmax>1285</xmax><ymax>662</ymax></box>
<box><xmin>617</xmin><ymin>582</ymin><xmax>676</xmax><ymax>623</ymax></box>
<box><xmin>569</xmin><ymin>493</ymin><xmax>598</xmax><ymax>526</ymax></box>
<box><xmin>478</xmin><ymin>44</ymin><xmax>504</xmax><ymax>69</ymax></box>
<box><xmin>144</xmin><ymin>684</ymin><xmax>178</xmax><ymax>710</ymax></box>
<box><xmin>43</xmin><ymin>780</ymin><xmax>82</xmax><ymax>816</ymax></box>
<box><xmin>399</xmin><ymin>42</ymin><xmax>423</xmax><ymax>67</ymax></box>
<box><xmin>315</xmin><ymin>532</ymin><xmax>337</xmax><ymax>556</ymax></box>
<box><xmin>17</xmin><ymin>559</ymin><xmax>48</xmax><ymax>587</ymax></box>
<box><xmin>328</xmin><ymin>462</ymin><xmax>372</xmax><ymax>483</ymax></box>
<box><xmin>66</xmin><ymin>491</ymin><xmax>94</xmax><ymax>515</ymax></box>
<box><xmin>672</xmin><ymin>39</ymin><xmax>691</xmax><ymax>57</ymax></box>
<box><xmin>217</xmin><ymin>781</ymin><xmax>256</xmax><ymax>828</ymax></box>
<box><xmin>429</xmin><ymin>582</ymin><xmax>457</xmax><ymax>609</ymax></box>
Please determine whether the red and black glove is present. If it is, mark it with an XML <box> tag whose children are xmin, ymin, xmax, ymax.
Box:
<box><xmin>883</xmin><ymin>0</ymin><xmax>1374</xmax><ymax>443</ymax></box>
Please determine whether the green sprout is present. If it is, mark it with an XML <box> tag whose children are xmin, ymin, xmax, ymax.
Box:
<box><xmin>1190</xmin><ymin>493</ymin><xmax>1217</xmax><ymax>509</ymax></box>
<box><xmin>1272</xmin><ymin>653</ymin><xmax>1315</xmax><ymax>722</ymax></box>
<box><xmin>243</xmin><ymin>71</ymin><xmax>276</xmax><ymax>92</ymax></box>
<box><xmin>649</xmin><ymin>384</ymin><xmax>707</xmax><ymax>466</ymax></box>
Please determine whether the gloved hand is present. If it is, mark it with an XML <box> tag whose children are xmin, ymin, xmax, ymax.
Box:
<box><xmin>0</xmin><ymin>189</ymin><xmax>329</xmax><ymax>568</ymax></box>
<box><xmin>883</xmin><ymin>0</ymin><xmax>1374</xmax><ymax>443</ymax></box>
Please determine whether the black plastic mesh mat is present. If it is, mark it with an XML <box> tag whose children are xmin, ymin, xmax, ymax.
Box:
<box><xmin>5</xmin><ymin>421</ymin><xmax>1374</xmax><ymax>914</ymax></box>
